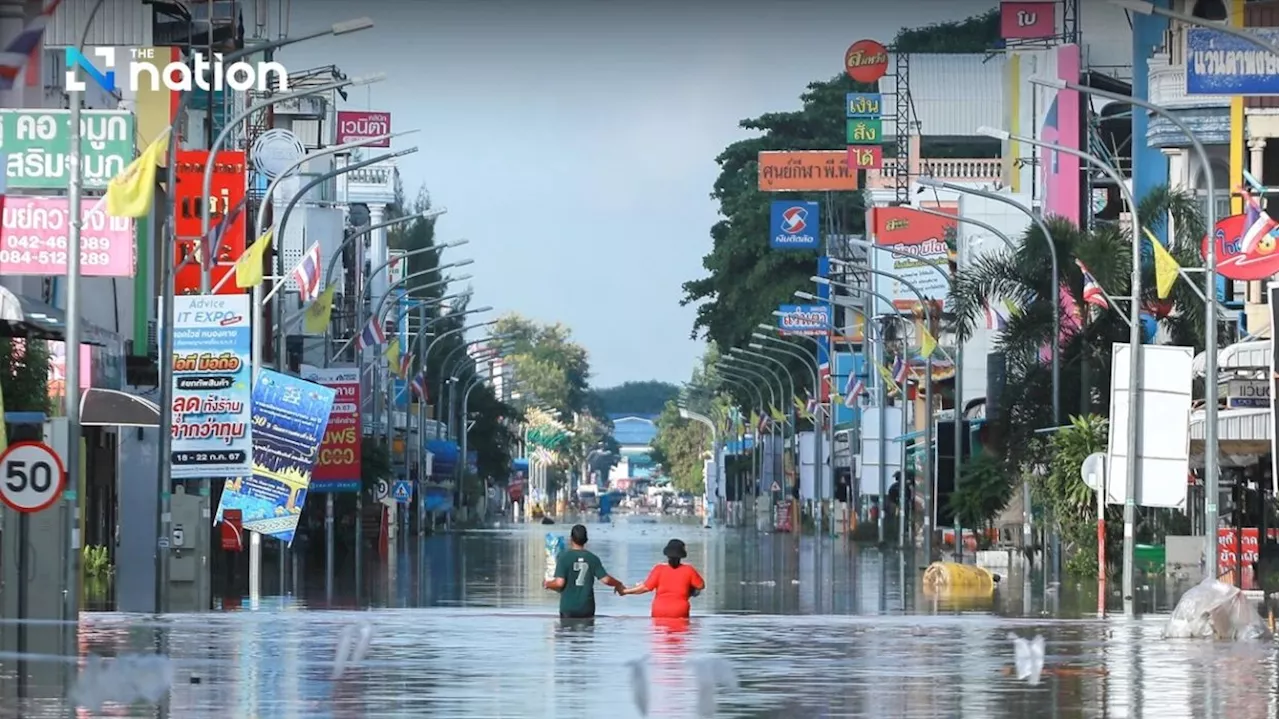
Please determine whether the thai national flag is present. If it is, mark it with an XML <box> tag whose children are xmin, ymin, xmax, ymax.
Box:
<box><xmin>410</xmin><ymin>372</ymin><xmax>427</xmax><ymax>401</ymax></box>
<box><xmin>804</xmin><ymin>391</ymin><xmax>818</xmax><ymax>418</ymax></box>
<box><xmin>0</xmin><ymin>0</ymin><xmax>62</xmax><ymax>91</ymax></box>
<box><xmin>1075</xmin><ymin>259</ymin><xmax>1109</xmax><ymax>309</ymax></box>
<box><xmin>356</xmin><ymin>314</ymin><xmax>386</xmax><ymax>351</ymax></box>
<box><xmin>844</xmin><ymin>378</ymin><xmax>865</xmax><ymax>409</ymax></box>
<box><xmin>290</xmin><ymin>241</ymin><xmax>322</xmax><ymax>302</ymax></box>
<box><xmin>892</xmin><ymin>355</ymin><xmax>908</xmax><ymax>385</ymax></box>
<box><xmin>1239</xmin><ymin>186</ymin><xmax>1278</xmax><ymax>256</ymax></box>
<box><xmin>398</xmin><ymin>352</ymin><xmax>414</xmax><ymax>379</ymax></box>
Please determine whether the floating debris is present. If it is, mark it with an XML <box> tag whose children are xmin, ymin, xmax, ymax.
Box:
<box><xmin>1008</xmin><ymin>633</ymin><xmax>1045</xmax><ymax>686</ymax></box>
<box><xmin>331</xmin><ymin>622</ymin><xmax>374</xmax><ymax>679</ymax></box>
<box><xmin>625</xmin><ymin>655</ymin><xmax>650</xmax><ymax>716</ymax></box>
<box><xmin>690</xmin><ymin>655</ymin><xmax>738</xmax><ymax>717</ymax></box>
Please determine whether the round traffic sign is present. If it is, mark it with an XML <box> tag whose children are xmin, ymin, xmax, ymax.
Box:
<box><xmin>375</xmin><ymin>479</ymin><xmax>390</xmax><ymax>501</ymax></box>
<box><xmin>0</xmin><ymin>441</ymin><xmax>66</xmax><ymax>513</ymax></box>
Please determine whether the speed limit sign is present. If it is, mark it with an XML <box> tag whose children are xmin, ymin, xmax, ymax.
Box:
<box><xmin>0</xmin><ymin>441</ymin><xmax>66</xmax><ymax>513</ymax></box>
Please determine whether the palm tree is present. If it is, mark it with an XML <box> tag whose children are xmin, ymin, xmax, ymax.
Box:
<box><xmin>947</xmin><ymin>186</ymin><xmax>1226</xmax><ymax>461</ymax></box>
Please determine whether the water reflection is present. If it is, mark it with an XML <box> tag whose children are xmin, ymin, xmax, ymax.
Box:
<box><xmin>0</xmin><ymin>523</ymin><xmax>1275</xmax><ymax>717</ymax></box>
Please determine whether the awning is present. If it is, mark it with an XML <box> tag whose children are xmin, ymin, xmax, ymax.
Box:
<box><xmin>0</xmin><ymin>286</ymin><xmax>106</xmax><ymax>344</ymax></box>
<box><xmin>1189</xmin><ymin>407</ymin><xmax>1270</xmax><ymax>466</ymax></box>
<box><xmin>79</xmin><ymin>388</ymin><xmax>160</xmax><ymax>427</ymax></box>
<box><xmin>1192</xmin><ymin>340</ymin><xmax>1270</xmax><ymax>376</ymax></box>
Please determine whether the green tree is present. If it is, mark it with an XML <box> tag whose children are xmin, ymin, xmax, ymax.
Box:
<box><xmin>592</xmin><ymin>380</ymin><xmax>679</xmax><ymax>416</ymax></box>
<box><xmin>891</xmin><ymin>9</ymin><xmax>1000</xmax><ymax>53</ymax></box>
<box><xmin>387</xmin><ymin>185</ymin><xmax>443</xmax><ymax>304</ymax></box>
<box><xmin>948</xmin><ymin>451</ymin><xmax>1014</xmax><ymax>546</ymax></box>
<box><xmin>1035</xmin><ymin>414</ymin><xmax>1116</xmax><ymax>579</ymax></box>
<box><xmin>947</xmin><ymin>187</ymin><xmax>1219</xmax><ymax>472</ymax></box>
<box><xmin>0</xmin><ymin>340</ymin><xmax>51</xmax><ymax>415</ymax></box>
<box><xmin>651</xmin><ymin>345</ymin><xmax>733</xmax><ymax>495</ymax></box>
<box><xmin>495</xmin><ymin>313</ymin><xmax>594</xmax><ymax>416</ymax></box>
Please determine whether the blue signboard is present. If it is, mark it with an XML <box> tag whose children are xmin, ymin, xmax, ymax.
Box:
<box><xmin>215</xmin><ymin>369</ymin><xmax>336</xmax><ymax>545</ymax></box>
<box><xmin>833</xmin><ymin>351</ymin><xmax>866</xmax><ymax>427</ymax></box>
<box><xmin>1185</xmin><ymin>27</ymin><xmax>1279</xmax><ymax>96</ymax></box>
<box><xmin>770</xmin><ymin>201</ymin><xmax>821</xmax><ymax>250</ymax></box>
<box><xmin>845</xmin><ymin>93</ymin><xmax>882</xmax><ymax>118</ymax></box>
<box><xmin>777</xmin><ymin>304</ymin><xmax>830</xmax><ymax>336</ymax></box>
<box><xmin>392</xmin><ymin>479</ymin><xmax>413</xmax><ymax>504</ymax></box>
<box><xmin>170</xmin><ymin>294</ymin><xmax>253</xmax><ymax>480</ymax></box>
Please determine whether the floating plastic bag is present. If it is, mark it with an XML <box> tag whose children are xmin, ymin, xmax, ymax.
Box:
<box><xmin>689</xmin><ymin>655</ymin><xmax>738</xmax><ymax>718</ymax></box>
<box><xmin>331</xmin><ymin>622</ymin><xmax>374</xmax><ymax>679</ymax></box>
<box><xmin>1164</xmin><ymin>577</ymin><xmax>1268</xmax><ymax>641</ymax></box>
<box><xmin>545</xmin><ymin>533</ymin><xmax>565</xmax><ymax>580</ymax></box>
<box><xmin>70</xmin><ymin>654</ymin><xmax>174</xmax><ymax>711</ymax></box>
<box><xmin>1008</xmin><ymin>633</ymin><xmax>1045</xmax><ymax>686</ymax></box>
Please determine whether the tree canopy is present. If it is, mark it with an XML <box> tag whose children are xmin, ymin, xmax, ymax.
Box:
<box><xmin>592</xmin><ymin>380</ymin><xmax>679</xmax><ymax>417</ymax></box>
<box><xmin>651</xmin><ymin>344</ymin><xmax>733</xmax><ymax>495</ymax></box>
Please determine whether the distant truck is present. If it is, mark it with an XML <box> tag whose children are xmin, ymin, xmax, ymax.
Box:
<box><xmin>576</xmin><ymin>484</ymin><xmax>599</xmax><ymax>509</ymax></box>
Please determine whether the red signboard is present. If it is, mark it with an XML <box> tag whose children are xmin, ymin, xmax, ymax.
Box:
<box><xmin>220</xmin><ymin>509</ymin><xmax>243</xmax><ymax>552</ymax></box>
<box><xmin>1201</xmin><ymin>213</ymin><xmax>1279</xmax><ymax>282</ymax></box>
<box><xmin>173</xmin><ymin>150</ymin><xmax>248</xmax><ymax>295</ymax></box>
<box><xmin>307</xmin><ymin>367</ymin><xmax>362</xmax><ymax>490</ymax></box>
<box><xmin>846</xmin><ymin>145</ymin><xmax>884</xmax><ymax>170</ymax></box>
<box><xmin>844</xmin><ymin>40</ymin><xmax>889</xmax><ymax>84</ymax></box>
<box><xmin>1217</xmin><ymin>527</ymin><xmax>1278</xmax><ymax>590</ymax></box>
<box><xmin>336</xmin><ymin>110</ymin><xmax>391</xmax><ymax>148</ymax></box>
<box><xmin>1000</xmin><ymin>1</ymin><xmax>1056</xmax><ymax>40</ymax></box>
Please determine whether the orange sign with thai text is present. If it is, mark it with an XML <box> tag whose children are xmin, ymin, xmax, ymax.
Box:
<box><xmin>757</xmin><ymin>151</ymin><xmax>859</xmax><ymax>192</ymax></box>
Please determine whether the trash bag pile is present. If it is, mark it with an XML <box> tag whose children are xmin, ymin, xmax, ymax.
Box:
<box><xmin>1164</xmin><ymin>577</ymin><xmax>1269</xmax><ymax>641</ymax></box>
<box><xmin>544</xmin><ymin>533</ymin><xmax>565</xmax><ymax>580</ymax></box>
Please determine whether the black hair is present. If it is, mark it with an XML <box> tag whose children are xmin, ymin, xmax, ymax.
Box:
<box><xmin>570</xmin><ymin>524</ymin><xmax>588</xmax><ymax>546</ymax></box>
<box><xmin>668</xmin><ymin>555</ymin><xmax>681</xmax><ymax>568</ymax></box>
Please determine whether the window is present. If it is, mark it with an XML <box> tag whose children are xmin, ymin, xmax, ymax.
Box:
<box><xmin>1191</xmin><ymin>0</ymin><xmax>1228</xmax><ymax>21</ymax></box>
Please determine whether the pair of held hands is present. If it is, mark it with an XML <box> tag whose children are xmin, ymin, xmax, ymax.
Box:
<box><xmin>607</xmin><ymin>583</ymin><xmax>701</xmax><ymax>598</ymax></box>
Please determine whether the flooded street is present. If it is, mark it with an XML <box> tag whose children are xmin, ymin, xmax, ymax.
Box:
<box><xmin>6</xmin><ymin>519</ymin><xmax>1280</xmax><ymax>717</ymax></box>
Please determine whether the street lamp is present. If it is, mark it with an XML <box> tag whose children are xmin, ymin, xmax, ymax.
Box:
<box><xmin>1030</xmin><ymin>76</ymin><xmax>1222</xmax><ymax>574</ymax></box>
<box><xmin>916</xmin><ymin>175</ymin><xmax>1062</xmax><ymax>427</ymax></box>
<box><xmin>1107</xmin><ymin>0</ymin><xmax>1279</xmax><ymax>54</ymax></box>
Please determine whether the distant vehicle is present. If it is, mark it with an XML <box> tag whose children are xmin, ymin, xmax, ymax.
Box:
<box><xmin>577</xmin><ymin>483</ymin><xmax>599</xmax><ymax>509</ymax></box>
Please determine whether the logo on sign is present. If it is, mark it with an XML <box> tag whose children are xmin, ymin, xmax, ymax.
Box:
<box><xmin>770</xmin><ymin>201</ymin><xmax>820</xmax><ymax>250</ymax></box>
<box><xmin>1000</xmin><ymin>2</ymin><xmax>1056</xmax><ymax>40</ymax></box>
<box><xmin>1201</xmin><ymin>213</ymin><xmax>1279</xmax><ymax>282</ymax></box>
<box><xmin>336</xmin><ymin>110</ymin><xmax>392</xmax><ymax>147</ymax></box>
<box><xmin>66</xmin><ymin>47</ymin><xmax>289</xmax><ymax>93</ymax></box>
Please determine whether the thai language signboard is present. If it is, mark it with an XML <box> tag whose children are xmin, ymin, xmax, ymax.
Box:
<box><xmin>871</xmin><ymin>206</ymin><xmax>956</xmax><ymax>310</ymax></box>
<box><xmin>1185</xmin><ymin>27</ymin><xmax>1279</xmax><ymax>96</ymax></box>
<box><xmin>335</xmin><ymin>110</ymin><xmax>391</xmax><ymax>147</ymax></box>
<box><xmin>0</xmin><ymin>196</ymin><xmax>134</xmax><ymax>276</ymax></box>
<box><xmin>757</xmin><ymin>151</ymin><xmax>859</xmax><ymax>192</ymax></box>
<box><xmin>217</xmin><ymin>369</ymin><xmax>335</xmax><ymax>544</ymax></box>
<box><xmin>170</xmin><ymin>294</ymin><xmax>253</xmax><ymax>479</ymax></box>
<box><xmin>0</xmin><ymin>109</ymin><xmax>134</xmax><ymax>190</ymax></box>
<box><xmin>777</xmin><ymin>304</ymin><xmax>830</xmax><ymax>336</ymax></box>
<box><xmin>302</xmin><ymin>365</ymin><xmax>362</xmax><ymax>493</ymax></box>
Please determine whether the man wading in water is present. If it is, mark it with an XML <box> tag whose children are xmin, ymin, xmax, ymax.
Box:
<box><xmin>543</xmin><ymin>524</ymin><xmax>625</xmax><ymax>619</ymax></box>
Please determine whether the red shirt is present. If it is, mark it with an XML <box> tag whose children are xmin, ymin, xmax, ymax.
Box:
<box><xmin>643</xmin><ymin>563</ymin><xmax>705</xmax><ymax>618</ymax></box>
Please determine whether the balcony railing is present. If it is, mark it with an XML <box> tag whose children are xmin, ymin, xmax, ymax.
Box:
<box><xmin>341</xmin><ymin>161</ymin><xmax>398</xmax><ymax>205</ymax></box>
<box><xmin>864</xmin><ymin>157</ymin><xmax>1002</xmax><ymax>190</ymax></box>
<box><xmin>1147</xmin><ymin>51</ymin><xmax>1232</xmax><ymax>111</ymax></box>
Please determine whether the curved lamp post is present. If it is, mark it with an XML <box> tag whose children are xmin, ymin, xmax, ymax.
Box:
<box><xmin>1108</xmin><ymin>0</ymin><xmax>1279</xmax><ymax>54</ymax></box>
<box><xmin>1031</xmin><ymin>76</ymin><xmax>1222</xmax><ymax>574</ymax></box>
<box><xmin>916</xmin><ymin>176</ymin><xmax>1061</xmax><ymax>428</ymax></box>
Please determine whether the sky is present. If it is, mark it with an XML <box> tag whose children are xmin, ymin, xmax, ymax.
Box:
<box><xmin>278</xmin><ymin>0</ymin><xmax>994</xmax><ymax>387</ymax></box>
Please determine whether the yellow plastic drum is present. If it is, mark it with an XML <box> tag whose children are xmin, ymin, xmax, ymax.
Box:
<box><xmin>922</xmin><ymin>562</ymin><xmax>996</xmax><ymax>597</ymax></box>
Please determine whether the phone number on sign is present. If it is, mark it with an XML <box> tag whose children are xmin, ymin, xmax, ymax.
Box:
<box><xmin>4</xmin><ymin>234</ymin><xmax>114</xmax><ymax>252</ymax></box>
<box><xmin>0</xmin><ymin>249</ymin><xmax>114</xmax><ymax>267</ymax></box>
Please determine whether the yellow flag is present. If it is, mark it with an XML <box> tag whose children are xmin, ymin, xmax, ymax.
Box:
<box><xmin>769</xmin><ymin>404</ymin><xmax>785</xmax><ymax>423</ymax></box>
<box><xmin>384</xmin><ymin>337</ymin><xmax>401</xmax><ymax>375</ymax></box>
<box><xmin>1143</xmin><ymin>227</ymin><xmax>1180</xmax><ymax>300</ymax></box>
<box><xmin>749</xmin><ymin>410</ymin><xmax>760</xmax><ymax>430</ymax></box>
<box><xmin>877</xmin><ymin>363</ymin><xmax>899</xmax><ymax>395</ymax></box>
<box><xmin>106</xmin><ymin>131</ymin><xmax>169</xmax><ymax>218</ymax></box>
<box><xmin>919</xmin><ymin>327</ymin><xmax>938</xmax><ymax>358</ymax></box>
<box><xmin>303</xmin><ymin>286</ymin><xmax>335</xmax><ymax>335</ymax></box>
<box><xmin>234</xmin><ymin>229</ymin><xmax>273</xmax><ymax>288</ymax></box>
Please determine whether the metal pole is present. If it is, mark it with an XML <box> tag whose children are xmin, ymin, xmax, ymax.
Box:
<box><xmin>1007</xmin><ymin>130</ymin><xmax>1145</xmax><ymax>605</ymax></box>
<box><xmin>916</xmin><ymin>179</ymin><xmax>1060</xmax><ymax>427</ymax></box>
<box><xmin>1038</xmin><ymin>77</ymin><xmax>1220</xmax><ymax>588</ymax></box>
<box><xmin>1109</xmin><ymin>0</ymin><xmax>1280</xmax><ymax>53</ymax></box>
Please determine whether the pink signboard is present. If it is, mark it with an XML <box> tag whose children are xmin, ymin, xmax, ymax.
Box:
<box><xmin>1</xmin><ymin>196</ymin><xmax>134</xmax><ymax>277</ymax></box>
<box><xmin>1042</xmin><ymin>44</ymin><xmax>1081</xmax><ymax>227</ymax></box>
<box><xmin>1000</xmin><ymin>1</ymin><xmax>1056</xmax><ymax>40</ymax></box>
<box><xmin>336</xmin><ymin>111</ymin><xmax>391</xmax><ymax>148</ymax></box>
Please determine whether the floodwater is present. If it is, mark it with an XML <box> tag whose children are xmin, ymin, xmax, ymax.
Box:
<box><xmin>2</xmin><ymin>517</ymin><xmax>1278</xmax><ymax>717</ymax></box>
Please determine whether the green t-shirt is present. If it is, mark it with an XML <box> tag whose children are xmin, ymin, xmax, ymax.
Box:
<box><xmin>555</xmin><ymin>548</ymin><xmax>608</xmax><ymax>616</ymax></box>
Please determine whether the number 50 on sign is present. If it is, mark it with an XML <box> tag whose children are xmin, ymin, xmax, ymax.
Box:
<box><xmin>0</xmin><ymin>441</ymin><xmax>66</xmax><ymax>513</ymax></box>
